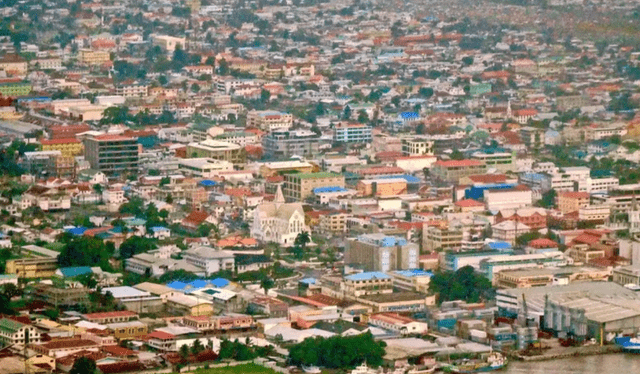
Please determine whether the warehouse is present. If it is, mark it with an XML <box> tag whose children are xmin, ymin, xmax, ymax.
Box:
<box><xmin>544</xmin><ymin>294</ymin><xmax>640</xmax><ymax>343</ymax></box>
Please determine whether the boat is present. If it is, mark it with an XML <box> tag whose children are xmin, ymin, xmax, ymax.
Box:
<box><xmin>302</xmin><ymin>365</ymin><xmax>322</xmax><ymax>373</ymax></box>
<box><xmin>406</xmin><ymin>365</ymin><xmax>437</xmax><ymax>374</ymax></box>
<box><xmin>350</xmin><ymin>362</ymin><xmax>379</xmax><ymax>374</ymax></box>
<box><xmin>441</xmin><ymin>352</ymin><xmax>508</xmax><ymax>373</ymax></box>
<box><xmin>615</xmin><ymin>336</ymin><xmax>640</xmax><ymax>352</ymax></box>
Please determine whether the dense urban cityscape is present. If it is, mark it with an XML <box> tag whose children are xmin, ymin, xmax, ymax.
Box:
<box><xmin>0</xmin><ymin>0</ymin><xmax>640</xmax><ymax>373</ymax></box>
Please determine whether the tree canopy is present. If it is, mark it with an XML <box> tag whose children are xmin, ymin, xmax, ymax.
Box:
<box><xmin>428</xmin><ymin>266</ymin><xmax>493</xmax><ymax>304</ymax></box>
<box><xmin>288</xmin><ymin>332</ymin><xmax>386</xmax><ymax>369</ymax></box>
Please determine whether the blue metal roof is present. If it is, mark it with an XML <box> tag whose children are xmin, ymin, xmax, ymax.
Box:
<box><xmin>345</xmin><ymin>272</ymin><xmax>391</xmax><ymax>281</ymax></box>
<box><xmin>166</xmin><ymin>281</ymin><xmax>188</xmax><ymax>290</ymax></box>
<box><xmin>299</xmin><ymin>277</ymin><xmax>317</xmax><ymax>285</ymax></box>
<box><xmin>393</xmin><ymin>269</ymin><xmax>434</xmax><ymax>278</ymax></box>
<box><xmin>200</xmin><ymin>180</ymin><xmax>218</xmax><ymax>187</ymax></box>
<box><xmin>59</xmin><ymin>266</ymin><xmax>93</xmax><ymax>278</ymax></box>
<box><xmin>313</xmin><ymin>186</ymin><xmax>348</xmax><ymax>194</ymax></box>
<box><xmin>66</xmin><ymin>227</ymin><xmax>87</xmax><ymax>236</ymax></box>
<box><xmin>487</xmin><ymin>241</ymin><xmax>512</xmax><ymax>250</ymax></box>
<box><xmin>189</xmin><ymin>279</ymin><xmax>208</xmax><ymax>289</ymax></box>
<box><xmin>150</xmin><ymin>226</ymin><xmax>169</xmax><ymax>232</ymax></box>
<box><xmin>400</xmin><ymin>112</ymin><xmax>419</xmax><ymax>119</ymax></box>
<box><xmin>379</xmin><ymin>174</ymin><xmax>421</xmax><ymax>184</ymax></box>
<box><xmin>210</xmin><ymin>278</ymin><xmax>229</xmax><ymax>288</ymax></box>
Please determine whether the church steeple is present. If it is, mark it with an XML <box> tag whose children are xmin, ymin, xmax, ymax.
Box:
<box><xmin>274</xmin><ymin>183</ymin><xmax>285</xmax><ymax>208</ymax></box>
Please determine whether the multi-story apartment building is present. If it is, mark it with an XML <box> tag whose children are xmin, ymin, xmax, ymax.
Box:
<box><xmin>40</xmin><ymin>138</ymin><xmax>83</xmax><ymax>159</ymax></box>
<box><xmin>5</xmin><ymin>257</ymin><xmax>58</xmax><ymax>278</ymax></box>
<box><xmin>186</xmin><ymin>139</ymin><xmax>246</xmax><ymax>164</ymax></box>
<box><xmin>151</xmin><ymin>35</ymin><xmax>187</xmax><ymax>52</ymax></box>
<box><xmin>334</xmin><ymin>123</ymin><xmax>372</xmax><ymax>143</ymax></box>
<box><xmin>215</xmin><ymin>131</ymin><xmax>258</xmax><ymax>146</ymax></box>
<box><xmin>519</xmin><ymin>127</ymin><xmax>545</xmax><ymax>149</ymax></box>
<box><xmin>342</xmin><ymin>272</ymin><xmax>393</xmax><ymax>298</ymax></box>
<box><xmin>613</xmin><ymin>266</ymin><xmax>640</xmax><ymax>286</ymax></box>
<box><xmin>78</xmin><ymin>49</ymin><xmax>111</xmax><ymax>65</ymax></box>
<box><xmin>401</xmin><ymin>138</ymin><xmax>434</xmax><ymax>156</ymax></box>
<box><xmin>431</xmin><ymin>159</ymin><xmax>486</xmax><ymax>183</ymax></box>
<box><xmin>0</xmin><ymin>54</ymin><xmax>28</xmax><ymax>75</ymax></box>
<box><xmin>345</xmin><ymin>234</ymin><xmax>419</xmax><ymax>272</ymax></box>
<box><xmin>247</xmin><ymin>110</ymin><xmax>293</xmax><ymax>131</ymax></box>
<box><xmin>484</xmin><ymin>185</ymin><xmax>533</xmax><ymax>211</ymax></box>
<box><xmin>471</xmin><ymin>150</ymin><xmax>516</xmax><ymax>172</ymax></box>
<box><xmin>423</xmin><ymin>224</ymin><xmax>463</xmax><ymax>252</ymax></box>
<box><xmin>83</xmin><ymin>134</ymin><xmax>139</xmax><ymax>176</ymax></box>
<box><xmin>319</xmin><ymin>211</ymin><xmax>350</xmax><ymax>233</ymax></box>
<box><xmin>284</xmin><ymin>172</ymin><xmax>345</xmax><ymax>201</ymax></box>
<box><xmin>116</xmin><ymin>82</ymin><xmax>149</xmax><ymax>97</ymax></box>
<box><xmin>557</xmin><ymin>191</ymin><xmax>590</xmax><ymax>214</ymax></box>
<box><xmin>0</xmin><ymin>318</ymin><xmax>41</xmax><ymax>348</ymax></box>
<box><xmin>178</xmin><ymin>158</ymin><xmax>233</xmax><ymax>178</ymax></box>
<box><xmin>182</xmin><ymin>246</ymin><xmax>235</xmax><ymax>276</ymax></box>
<box><xmin>262</xmin><ymin>130</ymin><xmax>321</xmax><ymax>159</ymax></box>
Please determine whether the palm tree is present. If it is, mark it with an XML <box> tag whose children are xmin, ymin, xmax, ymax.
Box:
<box><xmin>260</xmin><ymin>276</ymin><xmax>274</xmax><ymax>295</ymax></box>
<box><xmin>294</xmin><ymin>231</ymin><xmax>311</xmax><ymax>252</ymax></box>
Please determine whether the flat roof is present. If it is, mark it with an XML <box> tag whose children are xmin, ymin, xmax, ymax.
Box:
<box><xmin>360</xmin><ymin>292</ymin><xmax>427</xmax><ymax>303</ymax></box>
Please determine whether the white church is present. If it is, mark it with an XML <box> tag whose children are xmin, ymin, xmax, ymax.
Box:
<box><xmin>251</xmin><ymin>185</ymin><xmax>309</xmax><ymax>246</ymax></box>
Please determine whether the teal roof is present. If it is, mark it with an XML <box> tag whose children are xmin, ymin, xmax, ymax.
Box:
<box><xmin>0</xmin><ymin>318</ymin><xmax>25</xmax><ymax>333</ymax></box>
<box><xmin>59</xmin><ymin>266</ymin><xmax>93</xmax><ymax>278</ymax></box>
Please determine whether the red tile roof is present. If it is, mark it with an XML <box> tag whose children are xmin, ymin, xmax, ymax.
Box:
<box><xmin>455</xmin><ymin>199</ymin><xmax>485</xmax><ymax>207</ymax></box>
<box><xmin>467</xmin><ymin>174</ymin><xmax>508</xmax><ymax>184</ymax></box>
<box><xmin>41</xmin><ymin>138</ymin><xmax>81</xmax><ymax>145</ymax></box>
<box><xmin>559</xmin><ymin>191</ymin><xmax>590</xmax><ymax>199</ymax></box>
<box><xmin>83</xmin><ymin>311</ymin><xmax>137</xmax><ymax>320</ymax></box>
<box><xmin>147</xmin><ymin>331</ymin><xmax>175</xmax><ymax>340</ymax></box>
<box><xmin>434</xmin><ymin>159</ymin><xmax>483</xmax><ymax>167</ymax></box>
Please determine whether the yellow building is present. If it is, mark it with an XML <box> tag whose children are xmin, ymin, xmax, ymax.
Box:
<box><xmin>108</xmin><ymin>321</ymin><xmax>148</xmax><ymax>340</ymax></box>
<box><xmin>284</xmin><ymin>172</ymin><xmax>345</xmax><ymax>201</ymax></box>
<box><xmin>166</xmin><ymin>294</ymin><xmax>214</xmax><ymax>316</ymax></box>
<box><xmin>78</xmin><ymin>49</ymin><xmax>111</xmax><ymax>65</ymax></box>
<box><xmin>5</xmin><ymin>257</ymin><xmax>58</xmax><ymax>278</ymax></box>
<box><xmin>0</xmin><ymin>54</ymin><xmax>28</xmax><ymax>75</ymax></box>
<box><xmin>41</xmin><ymin>138</ymin><xmax>83</xmax><ymax>158</ymax></box>
<box><xmin>259</xmin><ymin>160</ymin><xmax>315</xmax><ymax>178</ymax></box>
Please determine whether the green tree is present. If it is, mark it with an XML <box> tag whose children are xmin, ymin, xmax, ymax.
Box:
<box><xmin>70</xmin><ymin>357</ymin><xmax>97</xmax><ymax>374</ymax></box>
<box><xmin>260</xmin><ymin>277</ymin><xmax>274</xmax><ymax>294</ymax></box>
<box><xmin>119</xmin><ymin>236</ymin><xmax>157</xmax><ymax>259</ymax></box>
<box><xmin>179</xmin><ymin>344</ymin><xmax>190</xmax><ymax>360</ymax></box>
<box><xmin>260</xmin><ymin>89</ymin><xmax>271</xmax><ymax>103</ymax></box>
<box><xmin>191</xmin><ymin>339</ymin><xmax>204</xmax><ymax>355</ymax></box>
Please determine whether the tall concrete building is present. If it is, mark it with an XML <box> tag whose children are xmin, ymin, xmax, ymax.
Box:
<box><xmin>345</xmin><ymin>233</ymin><xmax>419</xmax><ymax>272</ymax></box>
<box><xmin>83</xmin><ymin>134</ymin><xmax>139</xmax><ymax>176</ymax></box>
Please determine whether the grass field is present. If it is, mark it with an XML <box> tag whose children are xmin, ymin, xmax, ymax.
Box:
<box><xmin>183</xmin><ymin>363</ymin><xmax>279</xmax><ymax>374</ymax></box>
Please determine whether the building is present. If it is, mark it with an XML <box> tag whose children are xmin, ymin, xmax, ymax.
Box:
<box><xmin>471</xmin><ymin>150</ymin><xmax>516</xmax><ymax>173</ymax></box>
<box><xmin>494</xmin><ymin>266</ymin><xmax>611</xmax><ymax>289</ymax></box>
<box><xmin>402</xmin><ymin>138</ymin><xmax>434</xmax><ymax>156</ymax></box>
<box><xmin>356</xmin><ymin>178</ymin><xmax>407</xmax><ymax>197</ymax></box>
<box><xmin>5</xmin><ymin>256</ymin><xmax>58</xmax><ymax>278</ymax></box>
<box><xmin>519</xmin><ymin>127</ymin><xmax>545</xmax><ymax>149</ymax></box>
<box><xmin>151</xmin><ymin>35</ymin><xmax>187</xmax><ymax>52</ymax></box>
<box><xmin>284</xmin><ymin>172</ymin><xmax>345</xmax><ymax>201</ymax></box>
<box><xmin>388</xmin><ymin>269</ymin><xmax>433</xmax><ymax>293</ymax></box>
<box><xmin>345</xmin><ymin>234</ymin><xmax>419</xmax><ymax>272</ymax></box>
<box><xmin>251</xmin><ymin>186</ymin><xmax>308</xmax><ymax>246</ymax></box>
<box><xmin>484</xmin><ymin>185</ymin><xmax>533</xmax><ymax>211</ymax></box>
<box><xmin>343</xmin><ymin>272</ymin><xmax>393</xmax><ymax>298</ymax></box>
<box><xmin>108</xmin><ymin>321</ymin><xmax>148</xmax><ymax>340</ymax></box>
<box><xmin>613</xmin><ymin>266</ymin><xmax>640</xmax><ymax>286</ymax></box>
<box><xmin>182</xmin><ymin>246</ymin><xmax>235</xmax><ymax>276</ymax></box>
<box><xmin>368</xmin><ymin>313</ymin><xmax>428</xmax><ymax>335</ymax></box>
<box><xmin>115</xmin><ymin>82</ymin><xmax>148</xmax><ymax>98</ymax></box>
<box><xmin>557</xmin><ymin>191</ymin><xmax>590</xmax><ymax>214</ymax></box>
<box><xmin>431</xmin><ymin>160</ymin><xmax>487</xmax><ymax>183</ymax></box>
<box><xmin>423</xmin><ymin>224</ymin><xmax>463</xmax><ymax>252</ymax></box>
<box><xmin>441</xmin><ymin>250</ymin><xmax>511</xmax><ymax>272</ymax></box>
<box><xmin>78</xmin><ymin>49</ymin><xmax>111</xmax><ymax>65</ymax></box>
<box><xmin>319</xmin><ymin>211</ymin><xmax>350</xmax><ymax>233</ymax></box>
<box><xmin>479</xmin><ymin>252</ymin><xmax>568</xmax><ymax>282</ymax></box>
<box><xmin>82</xmin><ymin>311</ymin><xmax>139</xmax><ymax>324</ymax></box>
<box><xmin>83</xmin><ymin>134</ymin><xmax>139</xmax><ymax>176</ymax></box>
<box><xmin>247</xmin><ymin>110</ymin><xmax>293</xmax><ymax>131</ymax></box>
<box><xmin>262</xmin><ymin>130</ymin><xmax>321</xmax><ymax>159</ymax></box>
<box><xmin>40</xmin><ymin>138</ymin><xmax>83</xmax><ymax>159</ymax></box>
<box><xmin>0</xmin><ymin>54</ymin><xmax>27</xmax><ymax>75</ymax></box>
<box><xmin>0</xmin><ymin>318</ymin><xmax>42</xmax><ymax>347</ymax></box>
<box><xmin>334</xmin><ymin>123</ymin><xmax>372</xmax><ymax>143</ymax></box>
<box><xmin>178</xmin><ymin>158</ymin><xmax>233</xmax><ymax>178</ymax></box>
<box><xmin>186</xmin><ymin>139</ymin><xmax>245</xmax><ymax>164</ymax></box>
<box><xmin>259</xmin><ymin>160</ymin><xmax>315</xmax><ymax>177</ymax></box>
